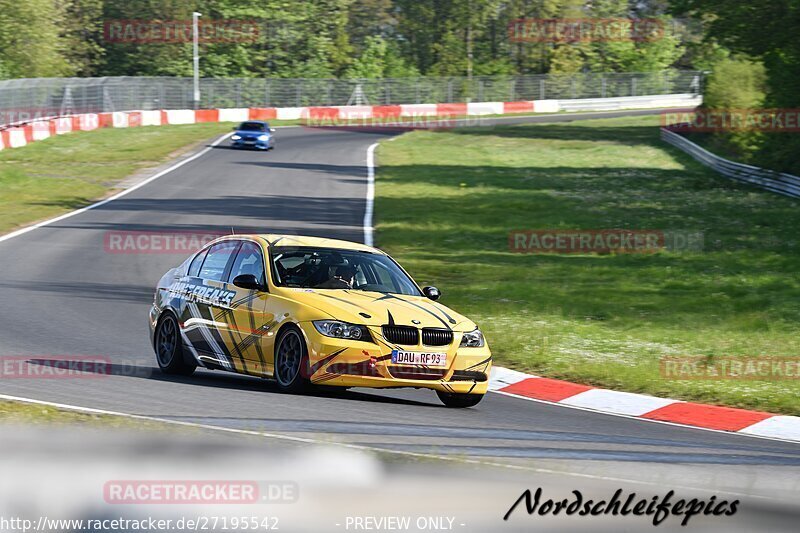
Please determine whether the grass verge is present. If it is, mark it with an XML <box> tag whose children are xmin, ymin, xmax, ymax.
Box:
<box><xmin>375</xmin><ymin>115</ymin><xmax>800</xmax><ymax>415</ymax></box>
<box><xmin>0</xmin><ymin>399</ymin><xmax>166</xmax><ymax>429</ymax></box>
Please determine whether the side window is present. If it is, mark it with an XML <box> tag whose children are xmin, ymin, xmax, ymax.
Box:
<box><xmin>198</xmin><ymin>241</ymin><xmax>239</xmax><ymax>282</ymax></box>
<box><xmin>228</xmin><ymin>241</ymin><xmax>265</xmax><ymax>285</ymax></box>
<box><xmin>188</xmin><ymin>248</ymin><xmax>208</xmax><ymax>278</ymax></box>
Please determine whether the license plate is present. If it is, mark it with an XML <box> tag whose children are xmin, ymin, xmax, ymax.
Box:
<box><xmin>391</xmin><ymin>350</ymin><xmax>447</xmax><ymax>367</ymax></box>
<box><xmin>244</xmin><ymin>140</ymin><xmax>256</xmax><ymax>144</ymax></box>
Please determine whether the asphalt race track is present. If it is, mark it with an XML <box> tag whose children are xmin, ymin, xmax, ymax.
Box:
<box><xmin>1</xmin><ymin>109</ymin><xmax>800</xmax><ymax>517</ymax></box>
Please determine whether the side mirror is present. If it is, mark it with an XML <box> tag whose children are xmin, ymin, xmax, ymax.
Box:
<box><xmin>269</xmin><ymin>128</ymin><xmax>276</xmax><ymax>132</ymax></box>
<box><xmin>233</xmin><ymin>274</ymin><xmax>264</xmax><ymax>291</ymax></box>
<box><xmin>422</xmin><ymin>286</ymin><xmax>441</xmax><ymax>301</ymax></box>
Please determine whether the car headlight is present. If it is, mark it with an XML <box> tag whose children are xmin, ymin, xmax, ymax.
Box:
<box><xmin>258</xmin><ymin>134</ymin><xmax>269</xmax><ymax>141</ymax></box>
<box><xmin>460</xmin><ymin>328</ymin><xmax>485</xmax><ymax>348</ymax></box>
<box><xmin>313</xmin><ymin>320</ymin><xmax>371</xmax><ymax>341</ymax></box>
<box><xmin>231</xmin><ymin>134</ymin><xmax>241</xmax><ymax>140</ymax></box>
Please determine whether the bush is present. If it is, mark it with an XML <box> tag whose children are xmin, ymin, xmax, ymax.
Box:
<box><xmin>702</xmin><ymin>56</ymin><xmax>767</xmax><ymax>161</ymax></box>
<box><xmin>703</xmin><ymin>56</ymin><xmax>766</xmax><ymax>109</ymax></box>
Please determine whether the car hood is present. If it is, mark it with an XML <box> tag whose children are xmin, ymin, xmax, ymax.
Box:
<box><xmin>235</xmin><ymin>130</ymin><xmax>268</xmax><ymax>135</ymax></box>
<box><xmin>283</xmin><ymin>288</ymin><xmax>476</xmax><ymax>331</ymax></box>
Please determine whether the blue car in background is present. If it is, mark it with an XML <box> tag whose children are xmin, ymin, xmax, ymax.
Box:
<box><xmin>230</xmin><ymin>120</ymin><xmax>275</xmax><ymax>150</ymax></box>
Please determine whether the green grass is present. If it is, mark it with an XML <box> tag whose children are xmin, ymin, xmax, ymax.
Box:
<box><xmin>0</xmin><ymin>400</ymin><xmax>169</xmax><ymax>429</ymax></box>
<box><xmin>375</xmin><ymin>115</ymin><xmax>800</xmax><ymax>415</ymax></box>
<box><xmin>0</xmin><ymin>122</ymin><xmax>244</xmax><ymax>234</ymax></box>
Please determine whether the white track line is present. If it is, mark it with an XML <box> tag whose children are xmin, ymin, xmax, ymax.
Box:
<box><xmin>0</xmin><ymin>133</ymin><xmax>232</xmax><ymax>244</ymax></box>
<box><xmin>363</xmin><ymin>143</ymin><xmax>379</xmax><ymax>246</ymax></box>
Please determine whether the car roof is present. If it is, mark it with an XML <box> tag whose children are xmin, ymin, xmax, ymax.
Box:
<box><xmin>239</xmin><ymin>120</ymin><xmax>267</xmax><ymax>125</ymax></box>
<box><xmin>211</xmin><ymin>234</ymin><xmax>385</xmax><ymax>254</ymax></box>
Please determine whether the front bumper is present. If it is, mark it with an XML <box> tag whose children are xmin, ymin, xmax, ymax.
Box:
<box><xmin>301</xmin><ymin>323</ymin><xmax>492</xmax><ymax>395</ymax></box>
<box><xmin>231</xmin><ymin>139</ymin><xmax>270</xmax><ymax>149</ymax></box>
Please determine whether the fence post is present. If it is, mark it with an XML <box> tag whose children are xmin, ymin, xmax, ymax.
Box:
<box><xmin>539</xmin><ymin>78</ymin><xmax>545</xmax><ymax>100</ymax></box>
<box><xmin>158</xmin><ymin>81</ymin><xmax>165</xmax><ymax>110</ymax></box>
<box><xmin>509</xmin><ymin>79</ymin><xmax>516</xmax><ymax>102</ymax></box>
<box><xmin>326</xmin><ymin>80</ymin><xmax>333</xmax><ymax>106</ymax></box>
<box><xmin>631</xmin><ymin>77</ymin><xmax>637</xmax><ymax>97</ymax></box>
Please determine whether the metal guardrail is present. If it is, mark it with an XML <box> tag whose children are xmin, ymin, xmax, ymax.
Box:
<box><xmin>661</xmin><ymin>128</ymin><xmax>800</xmax><ymax>199</ymax></box>
<box><xmin>557</xmin><ymin>94</ymin><xmax>701</xmax><ymax>112</ymax></box>
<box><xmin>0</xmin><ymin>71</ymin><xmax>704</xmax><ymax>127</ymax></box>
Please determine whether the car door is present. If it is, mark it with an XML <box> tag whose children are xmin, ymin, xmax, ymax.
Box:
<box><xmin>184</xmin><ymin>240</ymin><xmax>240</xmax><ymax>370</ymax></box>
<box><xmin>219</xmin><ymin>240</ymin><xmax>275</xmax><ymax>376</ymax></box>
<box><xmin>176</xmin><ymin>245</ymin><xmax>209</xmax><ymax>359</ymax></box>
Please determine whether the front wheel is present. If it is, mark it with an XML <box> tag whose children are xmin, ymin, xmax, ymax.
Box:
<box><xmin>154</xmin><ymin>313</ymin><xmax>196</xmax><ymax>376</ymax></box>
<box><xmin>436</xmin><ymin>390</ymin><xmax>484</xmax><ymax>408</ymax></box>
<box><xmin>274</xmin><ymin>327</ymin><xmax>309</xmax><ymax>393</ymax></box>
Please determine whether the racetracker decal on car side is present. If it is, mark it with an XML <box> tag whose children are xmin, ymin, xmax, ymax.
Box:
<box><xmin>168</xmin><ymin>281</ymin><xmax>237</xmax><ymax>308</ymax></box>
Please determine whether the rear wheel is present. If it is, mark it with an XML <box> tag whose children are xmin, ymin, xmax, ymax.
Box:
<box><xmin>155</xmin><ymin>313</ymin><xmax>196</xmax><ymax>376</ymax></box>
<box><xmin>274</xmin><ymin>327</ymin><xmax>309</xmax><ymax>393</ymax></box>
<box><xmin>436</xmin><ymin>390</ymin><xmax>484</xmax><ymax>408</ymax></box>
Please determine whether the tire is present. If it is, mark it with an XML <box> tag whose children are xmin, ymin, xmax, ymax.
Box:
<box><xmin>154</xmin><ymin>313</ymin><xmax>196</xmax><ymax>376</ymax></box>
<box><xmin>274</xmin><ymin>326</ymin><xmax>309</xmax><ymax>393</ymax></box>
<box><xmin>436</xmin><ymin>390</ymin><xmax>484</xmax><ymax>408</ymax></box>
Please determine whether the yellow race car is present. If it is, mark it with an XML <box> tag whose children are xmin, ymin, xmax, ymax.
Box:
<box><xmin>149</xmin><ymin>235</ymin><xmax>491</xmax><ymax>407</ymax></box>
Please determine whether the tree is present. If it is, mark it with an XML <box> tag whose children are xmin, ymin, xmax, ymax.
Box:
<box><xmin>0</xmin><ymin>0</ymin><xmax>73</xmax><ymax>78</ymax></box>
<box><xmin>345</xmin><ymin>36</ymin><xmax>419</xmax><ymax>78</ymax></box>
<box><xmin>673</xmin><ymin>0</ymin><xmax>800</xmax><ymax>173</ymax></box>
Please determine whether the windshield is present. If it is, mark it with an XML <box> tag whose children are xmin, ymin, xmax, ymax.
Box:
<box><xmin>238</xmin><ymin>122</ymin><xmax>267</xmax><ymax>132</ymax></box>
<box><xmin>270</xmin><ymin>246</ymin><xmax>421</xmax><ymax>296</ymax></box>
